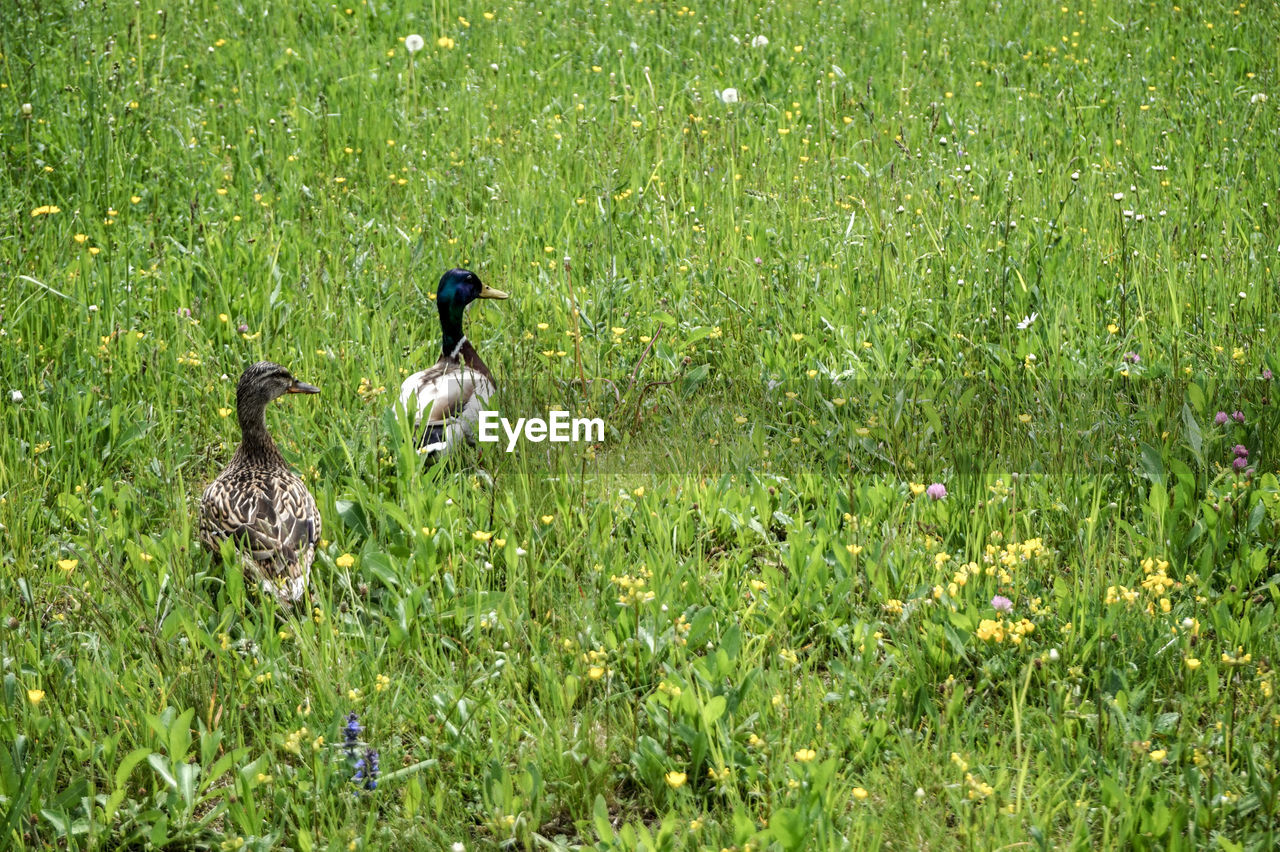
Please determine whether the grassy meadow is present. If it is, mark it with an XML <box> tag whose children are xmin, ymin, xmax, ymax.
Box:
<box><xmin>4</xmin><ymin>0</ymin><xmax>1280</xmax><ymax>848</ymax></box>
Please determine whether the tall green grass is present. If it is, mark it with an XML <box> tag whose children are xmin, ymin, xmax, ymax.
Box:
<box><xmin>2</xmin><ymin>0</ymin><xmax>1278</xmax><ymax>849</ymax></box>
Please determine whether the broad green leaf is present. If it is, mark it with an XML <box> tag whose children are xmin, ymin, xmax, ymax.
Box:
<box><xmin>147</xmin><ymin>753</ymin><xmax>177</xmax><ymax>791</ymax></box>
<box><xmin>700</xmin><ymin>695</ymin><xmax>727</xmax><ymax>728</ymax></box>
<box><xmin>114</xmin><ymin>748</ymin><xmax>152</xmax><ymax>791</ymax></box>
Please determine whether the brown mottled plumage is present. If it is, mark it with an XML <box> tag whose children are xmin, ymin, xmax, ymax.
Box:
<box><xmin>199</xmin><ymin>361</ymin><xmax>321</xmax><ymax>605</ymax></box>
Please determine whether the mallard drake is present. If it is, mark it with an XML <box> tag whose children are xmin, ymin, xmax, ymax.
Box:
<box><xmin>199</xmin><ymin>361</ymin><xmax>322</xmax><ymax>605</ymax></box>
<box><xmin>399</xmin><ymin>268</ymin><xmax>509</xmax><ymax>460</ymax></box>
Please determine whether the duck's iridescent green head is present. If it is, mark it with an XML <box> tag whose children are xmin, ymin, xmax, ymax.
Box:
<box><xmin>436</xmin><ymin>268</ymin><xmax>508</xmax><ymax>357</ymax></box>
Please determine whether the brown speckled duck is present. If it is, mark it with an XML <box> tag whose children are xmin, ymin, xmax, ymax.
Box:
<box><xmin>399</xmin><ymin>268</ymin><xmax>508</xmax><ymax>460</ymax></box>
<box><xmin>199</xmin><ymin>361</ymin><xmax>321</xmax><ymax>605</ymax></box>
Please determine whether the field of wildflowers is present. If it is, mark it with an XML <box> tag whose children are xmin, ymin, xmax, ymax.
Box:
<box><xmin>3</xmin><ymin>0</ymin><xmax>1279</xmax><ymax>849</ymax></box>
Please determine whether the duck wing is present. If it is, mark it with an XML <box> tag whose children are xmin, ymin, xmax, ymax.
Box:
<box><xmin>200</xmin><ymin>472</ymin><xmax>320</xmax><ymax>589</ymax></box>
<box><xmin>399</xmin><ymin>358</ymin><xmax>495</xmax><ymax>427</ymax></box>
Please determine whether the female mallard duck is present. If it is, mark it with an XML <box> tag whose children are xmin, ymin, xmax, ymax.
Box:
<box><xmin>400</xmin><ymin>268</ymin><xmax>509</xmax><ymax>460</ymax></box>
<box><xmin>199</xmin><ymin>361</ymin><xmax>322</xmax><ymax>605</ymax></box>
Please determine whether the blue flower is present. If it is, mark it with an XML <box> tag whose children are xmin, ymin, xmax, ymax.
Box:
<box><xmin>343</xmin><ymin>712</ymin><xmax>362</xmax><ymax>759</ymax></box>
<box><xmin>353</xmin><ymin>748</ymin><xmax>380</xmax><ymax>791</ymax></box>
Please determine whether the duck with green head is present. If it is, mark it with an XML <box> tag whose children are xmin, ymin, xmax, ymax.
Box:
<box><xmin>400</xmin><ymin>268</ymin><xmax>509</xmax><ymax>460</ymax></box>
